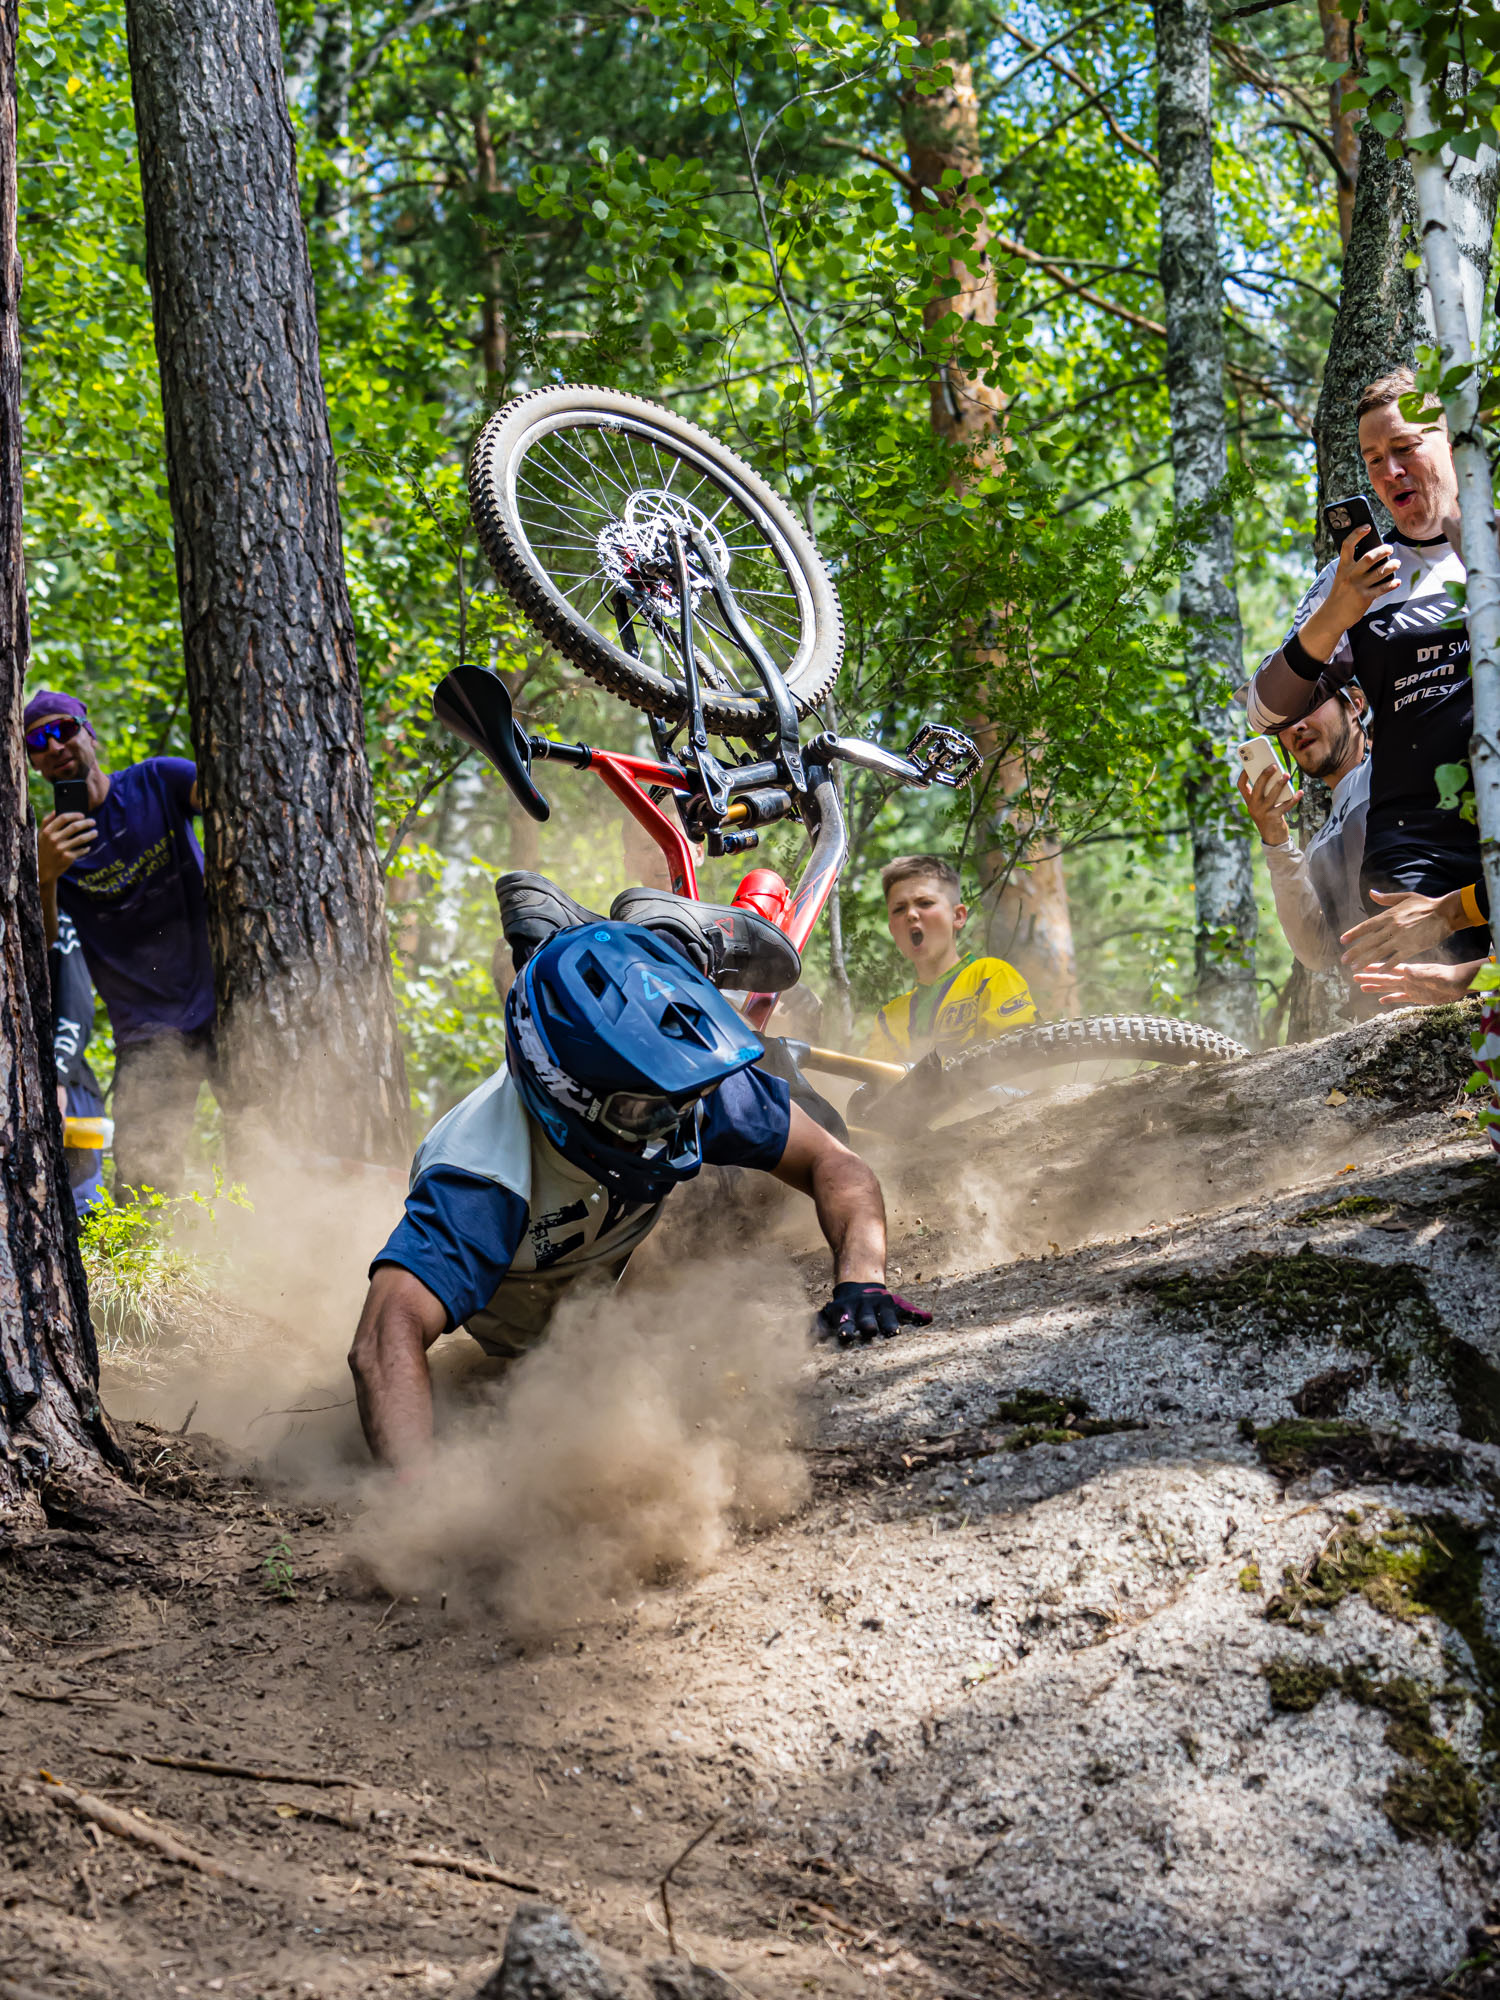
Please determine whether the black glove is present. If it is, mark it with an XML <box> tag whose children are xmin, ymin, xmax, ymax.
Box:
<box><xmin>816</xmin><ymin>1281</ymin><xmax>933</xmax><ymax>1347</ymax></box>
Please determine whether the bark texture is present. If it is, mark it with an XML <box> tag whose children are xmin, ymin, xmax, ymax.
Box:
<box><xmin>469</xmin><ymin>54</ymin><xmax>508</xmax><ymax>403</ymax></box>
<box><xmin>125</xmin><ymin>0</ymin><xmax>410</xmax><ymax>1168</ymax></box>
<box><xmin>1154</xmin><ymin>0</ymin><xmax>1258</xmax><ymax>1046</ymax></box>
<box><xmin>0</xmin><ymin>0</ymin><xmax>125</xmax><ymax>1517</ymax></box>
<box><xmin>1317</xmin><ymin>0</ymin><xmax>1360</xmax><ymax>246</ymax></box>
<box><xmin>1284</xmin><ymin>777</ymin><xmax>1346</xmax><ymax>1041</ymax></box>
<box><xmin>1313</xmin><ymin>98</ymin><xmax>1496</xmax><ymax>559</ymax></box>
<box><xmin>1312</xmin><ymin>109</ymin><xmax>1422</xmax><ymax>551</ymax></box>
<box><xmin>897</xmin><ymin>0</ymin><xmax>1078</xmax><ymax>1017</ymax></box>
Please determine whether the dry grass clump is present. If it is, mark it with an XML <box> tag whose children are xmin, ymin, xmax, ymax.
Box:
<box><xmin>80</xmin><ymin>1179</ymin><xmax>263</xmax><ymax>1380</ymax></box>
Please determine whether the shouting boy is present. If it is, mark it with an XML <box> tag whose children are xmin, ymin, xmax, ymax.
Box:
<box><xmin>865</xmin><ymin>855</ymin><xmax>1036</xmax><ymax>1061</ymax></box>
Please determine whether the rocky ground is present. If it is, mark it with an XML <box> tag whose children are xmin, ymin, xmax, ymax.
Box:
<box><xmin>0</xmin><ymin>1003</ymin><xmax>1496</xmax><ymax>2000</ymax></box>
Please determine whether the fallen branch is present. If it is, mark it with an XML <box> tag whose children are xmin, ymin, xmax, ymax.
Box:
<box><xmin>659</xmin><ymin>1813</ymin><xmax>723</xmax><ymax>1957</ymax></box>
<box><xmin>63</xmin><ymin>1639</ymin><xmax>161</xmax><ymax>1669</ymax></box>
<box><xmin>86</xmin><ymin>1745</ymin><xmax>368</xmax><ymax>1789</ymax></box>
<box><xmin>38</xmin><ymin>1770</ymin><xmax>259</xmax><ymax>1887</ymax></box>
<box><xmin>394</xmin><ymin>1847</ymin><xmax>540</xmax><ymax>1892</ymax></box>
<box><xmin>12</xmin><ymin>1685</ymin><xmax>119</xmax><ymax>1705</ymax></box>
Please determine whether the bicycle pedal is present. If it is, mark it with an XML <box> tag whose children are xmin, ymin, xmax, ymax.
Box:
<box><xmin>907</xmin><ymin>722</ymin><xmax>981</xmax><ymax>789</ymax></box>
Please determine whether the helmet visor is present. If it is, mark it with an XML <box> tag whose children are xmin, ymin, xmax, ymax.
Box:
<box><xmin>598</xmin><ymin>1087</ymin><xmax>703</xmax><ymax>1142</ymax></box>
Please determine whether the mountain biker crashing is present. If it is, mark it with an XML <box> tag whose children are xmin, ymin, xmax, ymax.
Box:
<box><xmin>350</xmin><ymin>915</ymin><xmax>931</xmax><ymax>1473</ymax></box>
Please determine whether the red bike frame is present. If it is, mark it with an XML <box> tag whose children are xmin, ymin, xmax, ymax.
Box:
<box><xmin>584</xmin><ymin>749</ymin><xmax>847</xmax><ymax>1031</ymax></box>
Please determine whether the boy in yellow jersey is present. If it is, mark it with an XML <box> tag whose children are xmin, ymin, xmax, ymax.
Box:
<box><xmin>865</xmin><ymin>855</ymin><xmax>1036</xmax><ymax>1061</ymax></box>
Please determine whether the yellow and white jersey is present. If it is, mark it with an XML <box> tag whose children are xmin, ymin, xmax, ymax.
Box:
<box><xmin>865</xmin><ymin>953</ymin><xmax>1036</xmax><ymax>1061</ymax></box>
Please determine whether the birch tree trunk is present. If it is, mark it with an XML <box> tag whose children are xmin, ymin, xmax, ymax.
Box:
<box><xmin>1402</xmin><ymin>68</ymin><xmax>1500</xmax><ymax>942</ymax></box>
<box><xmin>0</xmin><ymin>0</ymin><xmax>127</xmax><ymax>1517</ymax></box>
<box><xmin>1154</xmin><ymin>0</ymin><xmax>1258</xmax><ymax>1046</ymax></box>
<box><xmin>125</xmin><ymin>0</ymin><xmax>411</xmax><ymax>1170</ymax></box>
<box><xmin>897</xmin><ymin>0</ymin><xmax>1079</xmax><ymax>1018</ymax></box>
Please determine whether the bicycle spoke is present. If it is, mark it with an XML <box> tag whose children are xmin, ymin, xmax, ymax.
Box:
<box><xmin>501</xmin><ymin>410</ymin><xmax>813</xmax><ymax>711</ymax></box>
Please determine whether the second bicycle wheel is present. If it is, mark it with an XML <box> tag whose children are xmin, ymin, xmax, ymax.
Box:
<box><xmin>469</xmin><ymin>385</ymin><xmax>844</xmax><ymax>737</ymax></box>
<box><xmin>860</xmin><ymin>1016</ymin><xmax>1252</xmax><ymax>1138</ymax></box>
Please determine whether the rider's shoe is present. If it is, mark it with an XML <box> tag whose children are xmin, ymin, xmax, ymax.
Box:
<box><xmin>610</xmin><ymin>887</ymin><xmax>802</xmax><ymax>992</ymax></box>
<box><xmin>495</xmin><ymin>872</ymin><xmax>605</xmax><ymax>970</ymax></box>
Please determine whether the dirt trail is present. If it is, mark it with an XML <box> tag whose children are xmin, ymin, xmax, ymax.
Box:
<box><xmin>1</xmin><ymin>1005</ymin><xmax>1496</xmax><ymax>1999</ymax></box>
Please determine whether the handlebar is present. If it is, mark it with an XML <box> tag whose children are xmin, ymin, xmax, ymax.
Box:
<box><xmin>805</xmin><ymin>722</ymin><xmax>981</xmax><ymax>791</ymax></box>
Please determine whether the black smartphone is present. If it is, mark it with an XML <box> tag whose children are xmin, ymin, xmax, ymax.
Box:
<box><xmin>1323</xmin><ymin>494</ymin><xmax>1381</xmax><ymax>563</ymax></box>
<box><xmin>51</xmin><ymin>778</ymin><xmax>90</xmax><ymax>819</ymax></box>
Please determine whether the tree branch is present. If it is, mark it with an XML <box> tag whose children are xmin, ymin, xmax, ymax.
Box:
<box><xmin>993</xmin><ymin>21</ymin><xmax>1159</xmax><ymax>168</ymax></box>
<box><xmin>352</xmin><ymin>0</ymin><xmax>486</xmax><ymax>82</ymax></box>
<box><xmin>381</xmin><ymin>750</ymin><xmax>473</xmax><ymax>873</ymax></box>
<box><xmin>1262</xmin><ymin>117</ymin><xmax>1355</xmax><ymax>189</ymax></box>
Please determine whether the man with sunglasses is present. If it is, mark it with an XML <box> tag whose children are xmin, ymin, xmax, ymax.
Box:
<box><xmin>25</xmin><ymin>689</ymin><xmax>216</xmax><ymax>1196</ymax></box>
<box><xmin>350</xmin><ymin>918</ymin><xmax>929</xmax><ymax>1473</ymax></box>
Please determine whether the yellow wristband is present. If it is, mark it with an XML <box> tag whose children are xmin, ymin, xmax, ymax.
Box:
<box><xmin>1460</xmin><ymin>881</ymin><xmax>1485</xmax><ymax>929</ymax></box>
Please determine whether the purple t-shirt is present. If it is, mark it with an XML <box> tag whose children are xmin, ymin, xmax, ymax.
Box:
<box><xmin>57</xmin><ymin>757</ymin><xmax>216</xmax><ymax>1046</ymax></box>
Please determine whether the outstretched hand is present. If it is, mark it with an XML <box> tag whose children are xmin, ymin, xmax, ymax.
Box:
<box><xmin>1341</xmin><ymin>889</ymin><xmax>1461</xmax><ymax>969</ymax></box>
<box><xmin>816</xmin><ymin>1281</ymin><xmax>932</xmax><ymax>1347</ymax></box>
<box><xmin>1352</xmin><ymin>958</ymin><xmax>1485</xmax><ymax>1009</ymax></box>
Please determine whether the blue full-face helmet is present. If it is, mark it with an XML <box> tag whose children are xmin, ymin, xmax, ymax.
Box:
<box><xmin>505</xmin><ymin>922</ymin><xmax>764</xmax><ymax>1202</ymax></box>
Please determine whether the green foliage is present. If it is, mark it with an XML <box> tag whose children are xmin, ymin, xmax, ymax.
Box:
<box><xmin>261</xmin><ymin>1537</ymin><xmax>298</xmax><ymax>1602</ymax></box>
<box><xmin>28</xmin><ymin>0</ymin><xmax>1360</xmax><ymax>1117</ymax></box>
<box><xmin>79</xmin><ymin>1175</ymin><xmax>251</xmax><ymax>1358</ymax></box>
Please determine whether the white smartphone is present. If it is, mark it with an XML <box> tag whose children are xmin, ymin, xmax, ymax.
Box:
<box><xmin>1235</xmin><ymin>735</ymin><xmax>1295</xmax><ymax>807</ymax></box>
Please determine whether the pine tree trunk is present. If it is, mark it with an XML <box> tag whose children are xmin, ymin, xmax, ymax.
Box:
<box><xmin>125</xmin><ymin>0</ymin><xmax>410</xmax><ymax>1170</ymax></box>
<box><xmin>1317</xmin><ymin>0</ymin><xmax>1360</xmax><ymax>247</ymax></box>
<box><xmin>469</xmin><ymin>57</ymin><xmax>508</xmax><ymax>403</ymax></box>
<box><xmin>897</xmin><ymin>0</ymin><xmax>1079</xmax><ymax>1018</ymax></box>
<box><xmin>1313</xmin><ymin>99</ymin><xmax>1495</xmax><ymax>560</ymax></box>
<box><xmin>1154</xmin><ymin>0</ymin><xmax>1258</xmax><ymax>1047</ymax></box>
<box><xmin>311</xmin><ymin>0</ymin><xmax>351</xmax><ymax>230</ymax></box>
<box><xmin>0</xmin><ymin>0</ymin><xmax>127</xmax><ymax>1518</ymax></box>
<box><xmin>1311</xmin><ymin>108</ymin><xmax>1422</xmax><ymax>556</ymax></box>
<box><xmin>1284</xmin><ymin>777</ymin><xmax>1347</xmax><ymax>1040</ymax></box>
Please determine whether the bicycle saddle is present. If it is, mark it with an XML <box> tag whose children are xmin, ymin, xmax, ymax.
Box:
<box><xmin>610</xmin><ymin>887</ymin><xmax>801</xmax><ymax>993</ymax></box>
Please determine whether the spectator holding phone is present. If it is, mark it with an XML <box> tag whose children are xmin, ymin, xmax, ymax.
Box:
<box><xmin>1236</xmin><ymin>684</ymin><xmax>1371</xmax><ymax>988</ymax></box>
<box><xmin>1246</xmin><ymin>369</ymin><xmax>1491</xmax><ymax>979</ymax></box>
<box><xmin>25</xmin><ymin>689</ymin><xmax>216</xmax><ymax>1196</ymax></box>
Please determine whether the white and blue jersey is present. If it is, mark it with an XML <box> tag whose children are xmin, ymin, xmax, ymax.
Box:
<box><xmin>372</xmin><ymin>1061</ymin><xmax>792</xmax><ymax>1356</ymax></box>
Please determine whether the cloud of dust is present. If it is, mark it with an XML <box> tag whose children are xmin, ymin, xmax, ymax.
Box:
<box><xmin>101</xmin><ymin>1146</ymin><xmax>407</xmax><ymax>1468</ymax></box>
<box><xmin>350</xmin><ymin>1255</ymin><xmax>812</xmax><ymax>1636</ymax></box>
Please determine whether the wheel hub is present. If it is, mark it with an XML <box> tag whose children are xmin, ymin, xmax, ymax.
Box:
<box><xmin>596</xmin><ymin>490</ymin><xmax>732</xmax><ymax>605</ymax></box>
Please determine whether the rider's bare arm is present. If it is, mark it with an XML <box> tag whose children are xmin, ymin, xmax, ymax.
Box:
<box><xmin>348</xmin><ymin>1264</ymin><xmax>449</xmax><ymax>1473</ymax></box>
<box><xmin>771</xmin><ymin>1102</ymin><xmax>886</xmax><ymax>1284</ymax></box>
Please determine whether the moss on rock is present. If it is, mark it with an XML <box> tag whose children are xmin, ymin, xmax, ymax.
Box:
<box><xmin>1342</xmin><ymin>1002</ymin><xmax>1482</xmax><ymax>1109</ymax></box>
<box><xmin>1261</xmin><ymin>1655</ymin><xmax>1484</xmax><ymax>1845</ymax></box>
<box><xmin>1153</xmin><ymin>1251</ymin><xmax>1500</xmax><ymax>1443</ymax></box>
<box><xmin>1241</xmin><ymin>1417</ymin><xmax>1471</xmax><ymax>1489</ymax></box>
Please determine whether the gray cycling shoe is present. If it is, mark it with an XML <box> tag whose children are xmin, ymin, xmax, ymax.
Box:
<box><xmin>610</xmin><ymin>887</ymin><xmax>802</xmax><ymax>992</ymax></box>
<box><xmin>495</xmin><ymin>871</ymin><xmax>605</xmax><ymax>970</ymax></box>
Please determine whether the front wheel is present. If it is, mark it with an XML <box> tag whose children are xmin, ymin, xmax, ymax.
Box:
<box><xmin>860</xmin><ymin>1015</ymin><xmax>1251</xmax><ymax>1137</ymax></box>
<box><xmin>468</xmin><ymin>386</ymin><xmax>843</xmax><ymax>738</ymax></box>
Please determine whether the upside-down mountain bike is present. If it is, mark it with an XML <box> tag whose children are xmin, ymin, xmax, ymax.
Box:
<box><xmin>432</xmin><ymin>385</ymin><xmax>1247</xmax><ymax>1138</ymax></box>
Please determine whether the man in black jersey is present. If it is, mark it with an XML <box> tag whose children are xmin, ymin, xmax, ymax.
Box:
<box><xmin>1247</xmin><ymin>368</ymin><xmax>1490</xmax><ymax>966</ymax></box>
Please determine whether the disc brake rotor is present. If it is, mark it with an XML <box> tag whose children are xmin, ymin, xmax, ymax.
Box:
<box><xmin>596</xmin><ymin>490</ymin><xmax>733</xmax><ymax>608</ymax></box>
